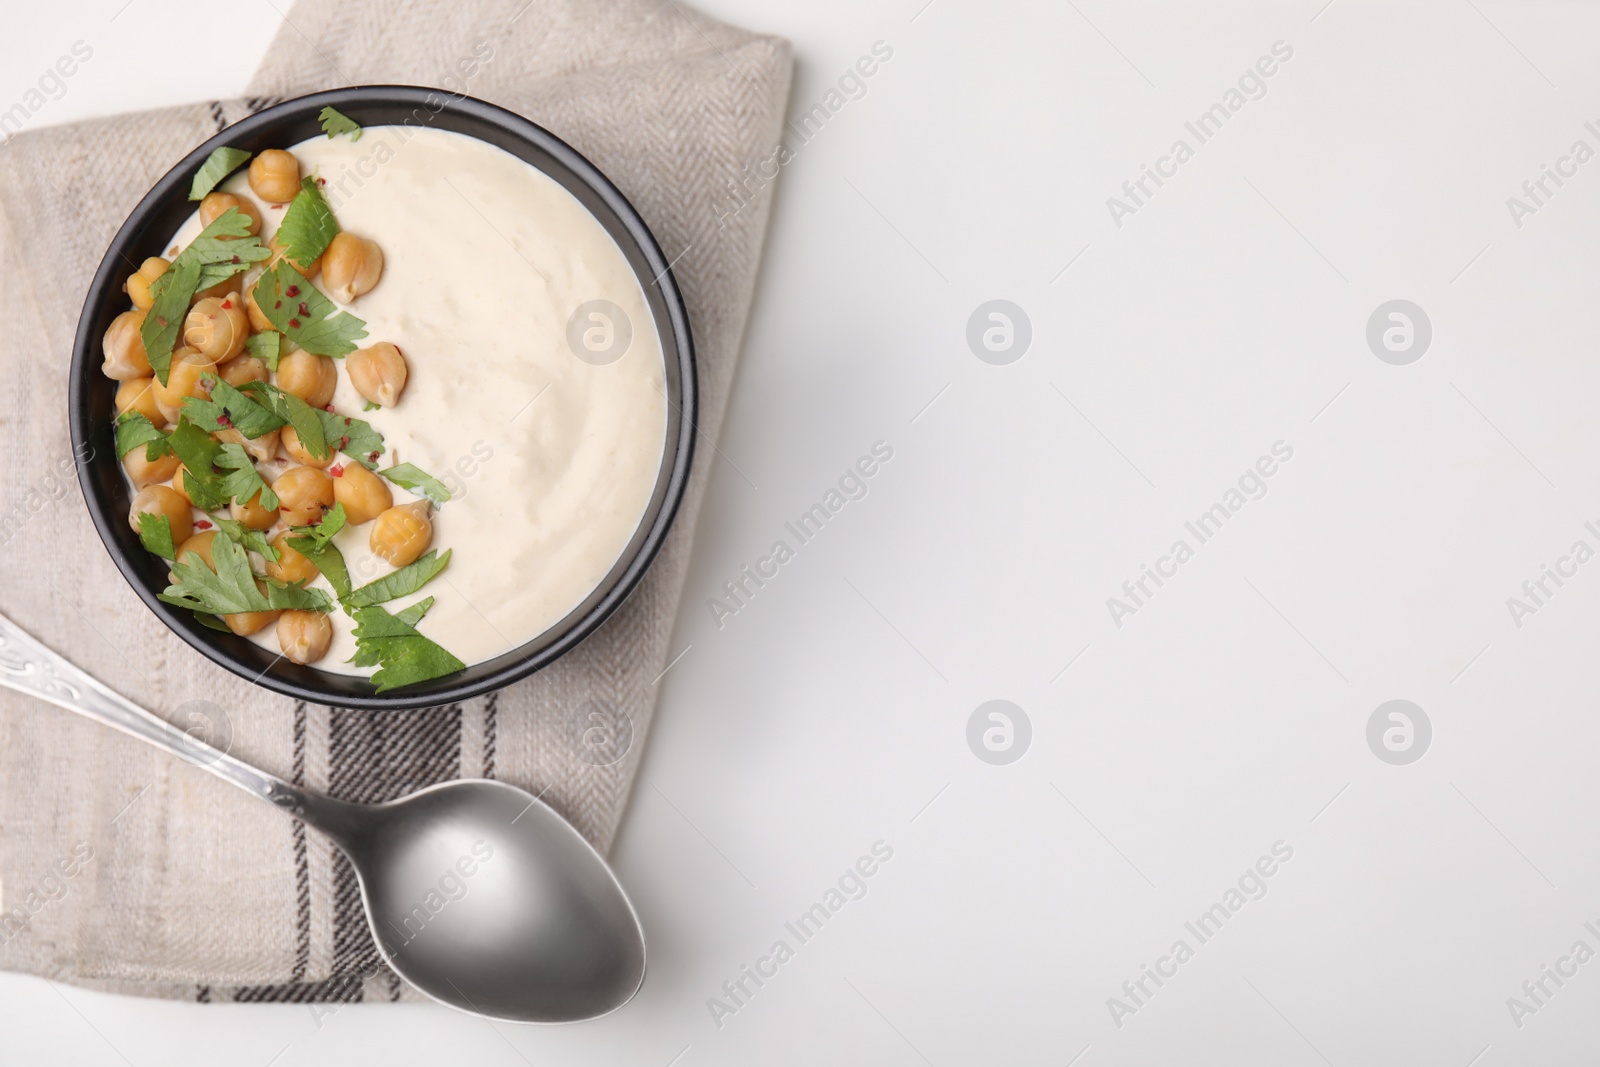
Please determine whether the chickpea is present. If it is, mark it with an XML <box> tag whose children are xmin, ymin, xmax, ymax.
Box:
<box><xmin>245</xmin><ymin>284</ymin><xmax>277</xmax><ymax>332</ymax></box>
<box><xmin>276</xmin><ymin>610</ymin><xmax>333</xmax><ymax>665</ymax></box>
<box><xmin>267</xmin><ymin>232</ymin><xmax>322</xmax><ymax>280</ymax></box>
<box><xmin>267</xmin><ymin>533</ymin><xmax>320</xmax><ymax>585</ymax></box>
<box><xmin>102</xmin><ymin>309</ymin><xmax>151</xmax><ymax>380</ymax></box>
<box><xmin>280</xmin><ymin>424</ymin><xmax>333</xmax><ymax>468</ymax></box>
<box><xmin>153</xmin><ymin>350</ymin><xmax>216</xmax><ymax>424</ymax></box>
<box><xmin>347</xmin><ymin>342</ymin><xmax>408</xmax><ymax>408</ymax></box>
<box><xmin>122</xmin><ymin>445</ymin><xmax>180</xmax><ymax>488</ymax></box>
<box><xmin>370</xmin><ymin>500</ymin><xmax>432</xmax><ymax>567</ymax></box>
<box><xmin>224</xmin><ymin>582</ymin><xmax>281</xmax><ymax>636</ymax></box>
<box><xmin>277</xmin><ymin>350</ymin><xmax>337</xmax><ymax>407</ymax></box>
<box><xmin>125</xmin><ymin>257</ymin><xmax>170</xmax><ymax>311</ymax></box>
<box><xmin>274</xmin><ymin>466</ymin><xmax>334</xmax><ymax>527</ymax></box>
<box><xmin>183</xmin><ymin>293</ymin><xmax>249</xmax><ymax>363</ymax></box>
<box><xmin>114</xmin><ymin>377</ymin><xmax>165</xmax><ymax>427</ymax></box>
<box><xmin>321</xmin><ymin>232</ymin><xmax>383</xmax><ymax>303</ymax></box>
<box><xmin>169</xmin><ymin>469</ymin><xmax>193</xmax><ymax>506</ymax></box>
<box><xmin>228</xmin><ymin>488</ymin><xmax>277</xmax><ymax>531</ymax></box>
<box><xmin>127</xmin><ymin>485</ymin><xmax>193</xmax><ymax>545</ymax></box>
<box><xmin>248</xmin><ymin>148</ymin><xmax>301</xmax><ymax>204</ymax></box>
<box><xmin>218</xmin><ymin>425</ymin><xmax>280</xmax><ymax>465</ymax></box>
<box><xmin>173</xmin><ymin>530</ymin><xmax>216</xmax><ymax>571</ymax></box>
<box><xmin>198</xmin><ymin>191</ymin><xmax>263</xmax><ymax>237</ymax></box>
<box><xmin>216</xmin><ymin>354</ymin><xmax>268</xmax><ymax>388</ymax></box>
<box><xmin>333</xmin><ymin>461</ymin><xmax>392</xmax><ymax>525</ymax></box>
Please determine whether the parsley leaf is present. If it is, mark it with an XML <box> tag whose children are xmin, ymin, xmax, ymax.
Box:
<box><xmin>255</xmin><ymin>260</ymin><xmax>367</xmax><ymax>356</ymax></box>
<box><xmin>142</xmin><ymin>208</ymin><xmax>271</xmax><ymax>383</ymax></box>
<box><xmin>317</xmin><ymin>410</ymin><xmax>385</xmax><ymax>468</ymax></box>
<box><xmin>345</xmin><ymin>549</ymin><xmax>451</xmax><ymax>609</ymax></box>
<box><xmin>165</xmin><ymin>417</ymin><xmax>229</xmax><ymax>511</ymax></box>
<box><xmin>237</xmin><ymin>381</ymin><xmax>331</xmax><ymax>460</ymax></box>
<box><xmin>160</xmin><ymin>532</ymin><xmax>332</xmax><ymax>616</ymax></box>
<box><xmin>141</xmin><ymin>255</ymin><xmax>200</xmax><ymax>385</ymax></box>
<box><xmin>215</xmin><ymin>443</ymin><xmax>279</xmax><ymax>510</ymax></box>
<box><xmin>214</xmin><ymin>518</ymin><xmax>280</xmax><ymax>562</ymax></box>
<box><xmin>291</xmin><ymin>502</ymin><xmax>346</xmax><ymax>551</ymax></box>
<box><xmin>244</xmin><ymin>331</ymin><xmax>281</xmax><ymax>371</ymax></box>
<box><xmin>318</xmin><ymin>106</ymin><xmax>362</xmax><ymax>141</ymax></box>
<box><xmin>115</xmin><ymin>411</ymin><xmax>171</xmax><ymax>461</ymax></box>
<box><xmin>189</xmin><ymin>147</ymin><xmax>252</xmax><ymax>201</ymax></box>
<box><xmin>184</xmin><ymin>375</ymin><xmax>287</xmax><ymax>440</ymax></box>
<box><xmin>286</xmin><ymin>505</ymin><xmax>350</xmax><ymax>598</ymax></box>
<box><xmin>378</xmin><ymin>463</ymin><xmax>451</xmax><ymax>506</ymax></box>
<box><xmin>277</xmin><ymin>176</ymin><xmax>339</xmax><ymax>266</ymax></box>
<box><xmin>393</xmin><ymin>598</ymin><xmax>434</xmax><ymax>627</ymax></box>
<box><xmin>167</xmin><ymin>206</ymin><xmax>272</xmax><ymax>290</ymax></box>
<box><xmin>348</xmin><ymin>600</ymin><xmax>465</xmax><ymax>693</ymax></box>
<box><xmin>137</xmin><ymin>513</ymin><xmax>177</xmax><ymax>560</ymax></box>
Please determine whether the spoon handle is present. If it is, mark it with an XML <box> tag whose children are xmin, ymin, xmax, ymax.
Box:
<box><xmin>0</xmin><ymin>610</ymin><xmax>315</xmax><ymax>818</ymax></box>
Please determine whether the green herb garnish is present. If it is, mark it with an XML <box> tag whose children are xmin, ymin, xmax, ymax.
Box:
<box><xmin>141</xmin><ymin>255</ymin><xmax>200</xmax><ymax>386</ymax></box>
<box><xmin>184</xmin><ymin>375</ymin><xmax>287</xmax><ymax>441</ymax></box>
<box><xmin>286</xmin><ymin>504</ymin><xmax>350</xmax><ymax>598</ymax></box>
<box><xmin>237</xmin><ymin>380</ymin><xmax>332</xmax><ymax>460</ymax></box>
<box><xmin>377</xmin><ymin>463</ymin><xmax>451</xmax><ymax>506</ymax></box>
<box><xmin>255</xmin><ymin>260</ymin><xmax>367</xmax><ymax>356</ymax></box>
<box><xmin>345</xmin><ymin>550</ymin><xmax>451</xmax><ymax>609</ymax></box>
<box><xmin>349</xmin><ymin>599</ymin><xmax>465</xmax><ymax>693</ymax></box>
<box><xmin>165</xmin><ymin>417</ymin><xmax>229</xmax><ymax>511</ymax></box>
<box><xmin>319</xmin><ymin>410</ymin><xmax>385</xmax><ymax>468</ymax></box>
<box><xmin>142</xmin><ymin>207</ymin><xmax>271</xmax><ymax>382</ymax></box>
<box><xmin>215</xmin><ymin>443</ymin><xmax>278</xmax><ymax>510</ymax></box>
<box><xmin>166</xmin><ymin>206</ymin><xmax>272</xmax><ymax>291</ymax></box>
<box><xmin>363</xmin><ymin>401</ymin><xmax>380</xmax><ymax>412</ymax></box>
<box><xmin>160</xmin><ymin>533</ymin><xmax>331</xmax><ymax>617</ymax></box>
<box><xmin>115</xmin><ymin>411</ymin><xmax>171</xmax><ymax>461</ymax></box>
<box><xmin>276</xmin><ymin>176</ymin><xmax>339</xmax><ymax>266</ymax></box>
<box><xmin>214</xmin><ymin>518</ymin><xmax>280</xmax><ymax>562</ymax></box>
<box><xmin>188</xmin><ymin>147</ymin><xmax>252</xmax><ymax>201</ymax></box>
<box><xmin>137</xmin><ymin>513</ymin><xmax>177</xmax><ymax>560</ymax></box>
<box><xmin>318</xmin><ymin>106</ymin><xmax>362</xmax><ymax>141</ymax></box>
<box><xmin>244</xmin><ymin>331</ymin><xmax>281</xmax><ymax>371</ymax></box>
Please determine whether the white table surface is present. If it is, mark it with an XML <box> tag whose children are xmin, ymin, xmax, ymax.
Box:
<box><xmin>5</xmin><ymin>1</ymin><xmax>1600</xmax><ymax>1063</ymax></box>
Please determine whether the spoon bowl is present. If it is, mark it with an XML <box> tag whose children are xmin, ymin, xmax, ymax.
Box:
<box><xmin>339</xmin><ymin>780</ymin><xmax>646</xmax><ymax>1022</ymax></box>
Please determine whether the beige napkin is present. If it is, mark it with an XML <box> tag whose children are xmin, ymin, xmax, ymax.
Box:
<box><xmin>0</xmin><ymin>0</ymin><xmax>788</xmax><ymax>1002</ymax></box>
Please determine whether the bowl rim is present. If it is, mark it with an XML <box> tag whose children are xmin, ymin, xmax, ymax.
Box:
<box><xmin>69</xmin><ymin>85</ymin><xmax>697</xmax><ymax>710</ymax></box>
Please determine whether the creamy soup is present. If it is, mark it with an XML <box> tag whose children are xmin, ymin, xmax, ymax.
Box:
<box><xmin>143</xmin><ymin>125</ymin><xmax>666</xmax><ymax>678</ymax></box>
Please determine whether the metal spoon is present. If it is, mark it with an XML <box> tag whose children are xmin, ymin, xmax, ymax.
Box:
<box><xmin>0</xmin><ymin>612</ymin><xmax>646</xmax><ymax>1022</ymax></box>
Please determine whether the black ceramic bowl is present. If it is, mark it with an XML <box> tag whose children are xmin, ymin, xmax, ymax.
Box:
<box><xmin>70</xmin><ymin>86</ymin><xmax>695</xmax><ymax>710</ymax></box>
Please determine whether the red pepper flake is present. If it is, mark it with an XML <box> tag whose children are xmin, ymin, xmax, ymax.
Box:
<box><xmin>220</xmin><ymin>300</ymin><xmax>232</xmax><ymax>310</ymax></box>
<box><xmin>316</xmin><ymin>177</ymin><xmax>326</xmax><ymax>186</ymax></box>
<box><xmin>217</xmin><ymin>413</ymin><xmax>233</xmax><ymax>428</ymax></box>
<box><xmin>288</xmin><ymin>318</ymin><xmax>301</xmax><ymax>328</ymax></box>
<box><xmin>230</xmin><ymin>255</ymin><xmax>240</xmax><ymax>264</ymax></box>
<box><xmin>271</xmin><ymin>203</ymin><xmax>285</xmax><ymax>210</ymax></box>
<box><xmin>329</xmin><ymin>464</ymin><xmax>344</xmax><ymax>477</ymax></box>
<box><xmin>273</xmin><ymin>300</ymin><xmax>282</xmax><ymax>309</ymax></box>
<box><xmin>195</xmin><ymin>520</ymin><xmax>213</xmax><ymax>530</ymax></box>
<box><xmin>286</xmin><ymin>285</ymin><xmax>300</xmax><ymax>298</ymax></box>
<box><xmin>339</xmin><ymin>436</ymin><xmax>350</xmax><ymax>450</ymax></box>
<box><xmin>297</xmin><ymin>302</ymin><xmax>310</xmax><ymax>317</ymax></box>
<box><xmin>367</xmin><ymin>451</ymin><xmax>380</xmax><ymax>464</ymax></box>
